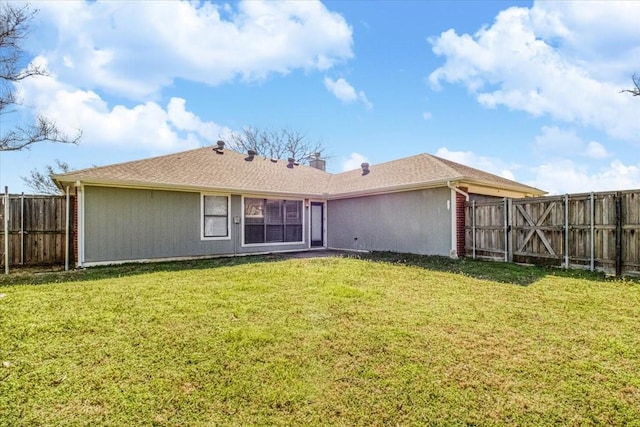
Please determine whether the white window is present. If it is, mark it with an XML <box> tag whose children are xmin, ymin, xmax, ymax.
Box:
<box><xmin>244</xmin><ymin>198</ymin><xmax>303</xmax><ymax>244</ymax></box>
<box><xmin>202</xmin><ymin>195</ymin><xmax>230</xmax><ymax>239</ymax></box>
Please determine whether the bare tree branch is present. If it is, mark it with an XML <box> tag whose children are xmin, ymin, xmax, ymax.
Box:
<box><xmin>0</xmin><ymin>3</ymin><xmax>81</xmax><ymax>151</ymax></box>
<box><xmin>21</xmin><ymin>159</ymin><xmax>71</xmax><ymax>195</ymax></box>
<box><xmin>1</xmin><ymin>115</ymin><xmax>82</xmax><ymax>151</ymax></box>
<box><xmin>226</xmin><ymin>127</ymin><xmax>325</xmax><ymax>164</ymax></box>
<box><xmin>621</xmin><ymin>74</ymin><xmax>640</xmax><ymax>97</ymax></box>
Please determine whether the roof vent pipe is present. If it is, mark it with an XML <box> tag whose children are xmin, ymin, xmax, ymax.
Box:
<box><xmin>361</xmin><ymin>162</ymin><xmax>370</xmax><ymax>176</ymax></box>
<box><xmin>245</xmin><ymin>149</ymin><xmax>257</xmax><ymax>161</ymax></box>
<box><xmin>287</xmin><ymin>157</ymin><xmax>295</xmax><ymax>169</ymax></box>
<box><xmin>213</xmin><ymin>140</ymin><xmax>225</xmax><ymax>154</ymax></box>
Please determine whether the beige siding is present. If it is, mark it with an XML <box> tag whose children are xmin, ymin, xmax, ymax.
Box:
<box><xmin>327</xmin><ymin>188</ymin><xmax>452</xmax><ymax>256</ymax></box>
<box><xmin>83</xmin><ymin>187</ymin><xmax>308</xmax><ymax>264</ymax></box>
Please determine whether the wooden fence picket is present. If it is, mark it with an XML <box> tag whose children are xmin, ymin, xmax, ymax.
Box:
<box><xmin>0</xmin><ymin>193</ymin><xmax>75</xmax><ymax>269</ymax></box>
<box><xmin>466</xmin><ymin>189</ymin><xmax>640</xmax><ymax>277</ymax></box>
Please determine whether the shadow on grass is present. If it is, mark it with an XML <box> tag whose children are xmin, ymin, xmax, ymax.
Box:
<box><xmin>347</xmin><ymin>251</ymin><xmax>615</xmax><ymax>286</ymax></box>
<box><xmin>0</xmin><ymin>250</ymin><xmax>629</xmax><ymax>288</ymax></box>
<box><xmin>0</xmin><ymin>254</ymin><xmax>283</xmax><ymax>287</ymax></box>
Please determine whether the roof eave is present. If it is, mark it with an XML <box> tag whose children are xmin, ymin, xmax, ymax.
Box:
<box><xmin>54</xmin><ymin>177</ymin><xmax>325</xmax><ymax>199</ymax></box>
<box><xmin>458</xmin><ymin>178</ymin><xmax>546</xmax><ymax>197</ymax></box>
<box><xmin>52</xmin><ymin>173</ymin><xmax>545</xmax><ymax>201</ymax></box>
<box><xmin>327</xmin><ymin>177</ymin><xmax>545</xmax><ymax>200</ymax></box>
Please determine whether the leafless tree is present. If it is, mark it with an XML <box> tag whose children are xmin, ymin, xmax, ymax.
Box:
<box><xmin>225</xmin><ymin>127</ymin><xmax>325</xmax><ymax>164</ymax></box>
<box><xmin>1</xmin><ymin>3</ymin><xmax>81</xmax><ymax>151</ymax></box>
<box><xmin>21</xmin><ymin>159</ymin><xmax>71</xmax><ymax>195</ymax></box>
<box><xmin>621</xmin><ymin>74</ymin><xmax>640</xmax><ymax>97</ymax></box>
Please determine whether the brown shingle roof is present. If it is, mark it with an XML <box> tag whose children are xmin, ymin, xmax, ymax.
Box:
<box><xmin>53</xmin><ymin>146</ymin><xmax>332</xmax><ymax>196</ymax></box>
<box><xmin>53</xmin><ymin>146</ymin><xmax>544</xmax><ymax>197</ymax></box>
<box><xmin>327</xmin><ymin>153</ymin><xmax>544</xmax><ymax>196</ymax></box>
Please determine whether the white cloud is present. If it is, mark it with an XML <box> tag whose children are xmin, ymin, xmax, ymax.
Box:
<box><xmin>533</xmin><ymin>126</ymin><xmax>611</xmax><ymax>159</ymax></box>
<box><xmin>18</xmin><ymin>63</ymin><xmax>228</xmax><ymax>152</ymax></box>
<box><xmin>436</xmin><ymin>146</ymin><xmax>637</xmax><ymax>195</ymax></box>
<box><xmin>529</xmin><ymin>2</ymin><xmax>640</xmax><ymax>82</ymax></box>
<box><xmin>422</xmin><ymin>112</ymin><xmax>432</xmax><ymax>120</ymax></box>
<box><xmin>323</xmin><ymin>77</ymin><xmax>373</xmax><ymax>109</ymax></box>
<box><xmin>34</xmin><ymin>0</ymin><xmax>353</xmax><ymax>99</ymax></box>
<box><xmin>585</xmin><ymin>141</ymin><xmax>609</xmax><ymax>159</ymax></box>
<box><xmin>533</xmin><ymin>126</ymin><xmax>582</xmax><ymax>154</ymax></box>
<box><xmin>529</xmin><ymin>159</ymin><xmax>640</xmax><ymax>195</ymax></box>
<box><xmin>435</xmin><ymin>147</ymin><xmax>517</xmax><ymax>181</ymax></box>
<box><xmin>323</xmin><ymin>77</ymin><xmax>356</xmax><ymax>101</ymax></box>
<box><xmin>429</xmin><ymin>1</ymin><xmax>640</xmax><ymax>142</ymax></box>
<box><xmin>166</xmin><ymin>98</ymin><xmax>225</xmax><ymax>143</ymax></box>
<box><xmin>341</xmin><ymin>152</ymin><xmax>369</xmax><ymax>172</ymax></box>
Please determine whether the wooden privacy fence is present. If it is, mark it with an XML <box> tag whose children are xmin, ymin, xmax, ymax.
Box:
<box><xmin>0</xmin><ymin>191</ymin><xmax>75</xmax><ymax>271</ymax></box>
<box><xmin>465</xmin><ymin>190</ymin><xmax>640</xmax><ymax>277</ymax></box>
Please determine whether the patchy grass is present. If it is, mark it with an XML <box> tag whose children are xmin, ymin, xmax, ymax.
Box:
<box><xmin>354</xmin><ymin>251</ymin><xmax>616</xmax><ymax>286</ymax></box>
<box><xmin>1</xmin><ymin>255</ymin><xmax>639</xmax><ymax>426</ymax></box>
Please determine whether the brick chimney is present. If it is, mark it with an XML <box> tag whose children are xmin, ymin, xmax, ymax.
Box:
<box><xmin>309</xmin><ymin>152</ymin><xmax>326</xmax><ymax>171</ymax></box>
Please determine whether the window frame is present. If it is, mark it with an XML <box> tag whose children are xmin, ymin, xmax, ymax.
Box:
<box><xmin>201</xmin><ymin>193</ymin><xmax>231</xmax><ymax>241</ymax></box>
<box><xmin>241</xmin><ymin>196</ymin><xmax>305</xmax><ymax>247</ymax></box>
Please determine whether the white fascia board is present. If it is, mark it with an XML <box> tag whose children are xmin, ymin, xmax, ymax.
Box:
<box><xmin>61</xmin><ymin>179</ymin><xmax>324</xmax><ymax>200</ymax></box>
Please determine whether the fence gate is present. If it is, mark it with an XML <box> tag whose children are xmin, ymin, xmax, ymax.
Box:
<box><xmin>465</xmin><ymin>199</ymin><xmax>508</xmax><ymax>261</ymax></box>
<box><xmin>0</xmin><ymin>192</ymin><xmax>75</xmax><ymax>271</ymax></box>
<box><xmin>511</xmin><ymin>197</ymin><xmax>565</xmax><ymax>265</ymax></box>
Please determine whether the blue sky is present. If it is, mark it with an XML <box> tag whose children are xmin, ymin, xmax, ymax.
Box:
<box><xmin>2</xmin><ymin>0</ymin><xmax>639</xmax><ymax>195</ymax></box>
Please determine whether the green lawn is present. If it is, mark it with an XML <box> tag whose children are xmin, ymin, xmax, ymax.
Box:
<box><xmin>1</xmin><ymin>254</ymin><xmax>639</xmax><ymax>426</ymax></box>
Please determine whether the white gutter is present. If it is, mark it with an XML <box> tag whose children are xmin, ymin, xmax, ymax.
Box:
<box><xmin>447</xmin><ymin>181</ymin><xmax>469</xmax><ymax>259</ymax></box>
<box><xmin>447</xmin><ymin>181</ymin><xmax>469</xmax><ymax>201</ymax></box>
<box><xmin>65</xmin><ymin>186</ymin><xmax>70</xmax><ymax>271</ymax></box>
<box><xmin>54</xmin><ymin>174</ymin><xmax>544</xmax><ymax>201</ymax></box>
<box><xmin>54</xmin><ymin>178</ymin><xmax>325</xmax><ymax>201</ymax></box>
<box><xmin>76</xmin><ymin>181</ymin><xmax>84</xmax><ymax>268</ymax></box>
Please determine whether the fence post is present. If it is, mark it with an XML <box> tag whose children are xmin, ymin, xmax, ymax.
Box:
<box><xmin>472</xmin><ymin>200</ymin><xmax>476</xmax><ymax>260</ymax></box>
<box><xmin>615</xmin><ymin>192</ymin><xmax>623</xmax><ymax>276</ymax></box>
<box><xmin>564</xmin><ymin>194</ymin><xmax>569</xmax><ymax>269</ymax></box>
<box><xmin>507</xmin><ymin>198</ymin><xmax>513</xmax><ymax>262</ymax></box>
<box><xmin>590</xmin><ymin>192</ymin><xmax>595</xmax><ymax>272</ymax></box>
<box><xmin>4</xmin><ymin>187</ymin><xmax>9</xmax><ymax>275</ymax></box>
<box><xmin>20</xmin><ymin>192</ymin><xmax>24</xmax><ymax>265</ymax></box>
<box><xmin>503</xmin><ymin>198</ymin><xmax>508</xmax><ymax>262</ymax></box>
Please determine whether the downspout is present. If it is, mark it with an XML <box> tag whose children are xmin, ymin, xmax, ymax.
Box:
<box><xmin>75</xmin><ymin>181</ymin><xmax>83</xmax><ymax>268</ymax></box>
<box><xmin>447</xmin><ymin>182</ymin><xmax>469</xmax><ymax>259</ymax></box>
<box><xmin>447</xmin><ymin>181</ymin><xmax>469</xmax><ymax>202</ymax></box>
<box><xmin>65</xmin><ymin>186</ymin><xmax>70</xmax><ymax>271</ymax></box>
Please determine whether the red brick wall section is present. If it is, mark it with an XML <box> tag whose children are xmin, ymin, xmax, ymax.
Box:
<box><xmin>456</xmin><ymin>188</ymin><xmax>467</xmax><ymax>257</ymax></box>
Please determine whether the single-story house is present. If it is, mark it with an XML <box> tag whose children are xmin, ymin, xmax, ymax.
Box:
<box><xmin>53</xmin><ymin>143</ymin><xmax>545</xmax><ymax>267</ymax></box>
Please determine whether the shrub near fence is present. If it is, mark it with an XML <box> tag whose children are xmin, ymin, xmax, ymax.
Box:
<box><xmin>465</xmin><ymin>190</ymin><xmax>640</xmax><ymax>277</ymax></box>
<box><xmin>0</xmin><ymin>193</ymin><xmax>75</xmax><ymax>268</ymax></box>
